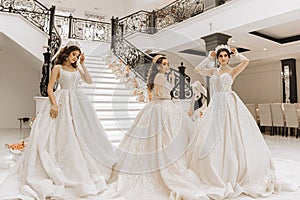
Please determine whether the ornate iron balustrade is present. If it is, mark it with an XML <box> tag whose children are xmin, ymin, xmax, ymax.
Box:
<box><xmin>117</xmin><ymin>0</ymin><xmax>204</xmax><ymax>36</ymax></box>
<box><xmin>1</xmin><ymin>0</ymin><xmax>51</xmax><ymax>32</ymax></box>
<box><xmin>55</xmin><ymin>15</ymin><xmax>111</xmax><ymax>42</ymax></box>
<box><xmin>112</xmin><ymin>19</ymin><xmax>152</xmax><ymax>81</ymax></box>
<box><xmin>118</xmin><ymin>10</ymin><xmax>152</xmax><ymax>36</ymax></box>
<box><xmin>167</xmin><ymin>63</ymin><xmax>193</xmax><ymax>99</ymax></box>
<box><xmin>156</xmin><ymin>0</ymin><xmax>204</xmax><ymax>30</ymax></box>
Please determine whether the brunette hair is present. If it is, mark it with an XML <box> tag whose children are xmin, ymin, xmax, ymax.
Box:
<box><xmin>147</xmin><ymin>56</ymin><xmax>166</xmax><ymax>91</ymax></box>
<box><xmin>55</xmin><ymin>45</ymin><xmax>81</xmax><ymax>68</ymax></box>
<box><xmin>216</xmin><ymin>48</ymin><xmax>231</xmax><ymax>59</ymax></box>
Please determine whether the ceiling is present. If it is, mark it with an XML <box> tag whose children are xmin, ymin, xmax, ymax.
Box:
<box><xmin>173</xmin><ymin>11</ymin><xmax>300</xmax><ymax>67</ymax></box>
<box><xmin>176</xmin><ymin>22</ymin><xmax>300</xmax><ymax>65</ymax></box>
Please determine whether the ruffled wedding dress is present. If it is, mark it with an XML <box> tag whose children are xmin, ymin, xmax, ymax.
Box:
<box><xmin>188</xmin><ymin>67</ymin><xmax>300</xmax><ymax>199</ymax></box>
<box><xmin>102</xmin><ymin>73</ymin><xmax>208</xmax><ymax>200</ymax></box>
<box><xmin>0</xmin><ymin>66</ymin><xmax>118</xmax><ymax>200</ymax></box>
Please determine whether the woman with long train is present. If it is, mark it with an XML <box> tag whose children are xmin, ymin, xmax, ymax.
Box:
<box><xmin>102</xmin><ymin>55</ymin><xmax>208</xmax><ymax>200</ymax></box>
<box><xmin>188</xmin><ymin>44</ymin><xmax>300</xmax><ymax>199</ymax></box>
<box><xmin>0</xmin><ymin>42</ymin><xmax>118</xmax><ymax>200</ymax></box>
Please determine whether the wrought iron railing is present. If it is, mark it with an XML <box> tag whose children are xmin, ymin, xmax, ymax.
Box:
<box><xmin>156</xmin><ymin>0</ymin><xmax>204</xmax><ymax>31</ymax></box>
<box><xmin>1</xmin><ymin>0</ymin><xmax>51</xmax><ymax>32</ymax></box>
<box><xmin>55</xmin><ymin>15</ymin><xmax>111</xmax><ymax>42</ymax></box>
<box><xmin>112</xmin><ymin>17</ymin><xmax>151</xmax><ymax>81</ymax></box>
<box><xmin>118</xmin><ymin>0</ymin><xmax>204</xmax><ymax>36</ymax></box>
<box><xmin>118</xmin><ymin>10</ymin><xmax>153</xmax><ymax>36</ymax></box>
<box><xmin>168</xmin><ymin>63</ymin><xmax>193</xmax><ymax>99</ymax></box>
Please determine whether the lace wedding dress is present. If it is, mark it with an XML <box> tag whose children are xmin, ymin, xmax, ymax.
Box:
<box><xmin>0</xmin><ymin>66</ymin><xmax>118</xmax><ymax>200</ymax></box>
<box><xmin>102</xmin><ymin>73</ymin><xmax>208</xmax><ymax>200</ymax></box>
<box><xmin>188</xmin><ymin>65</ymin><xmax>300</xmax><ymax>199</ymax></box>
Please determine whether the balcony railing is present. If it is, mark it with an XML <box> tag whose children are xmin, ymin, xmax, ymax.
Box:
<box><xmin>118</xmin><ymin>0</ymin><xmax>204</xmax><ymax>36</ymax></box>
<box><xmin>55</xmin><ymin>15</ymin><xmax>111</xmax><ymax>42</ymax></box>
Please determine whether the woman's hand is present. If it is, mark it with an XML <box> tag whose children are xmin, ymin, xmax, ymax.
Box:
<box><xmin>231</xmin><ymin>48</ymin><xmax>238</xmax><ymax>56</ymax></box>
<box><xmin>209</xmin><ymin>51</ymin><xmax>216</xmax><ymax>59</ymax></box>
<box><xmin>50</xmin><ymin>104</ymin><xmax>58</xmax><ymax>119</ymax></box>
<box><xmin>80</xmin><ymin>52</ymin><xmax>85</xmax><ymax>65</ymax></box>
<box><xmin>188</xmin><ymin>110</ymin><xmax>193</xmax><ymax>117</ymax></box>
<box><xmin>170</xmin><ymin>71</ymin><xmax>175</xmax><ymax>81</ymax></box>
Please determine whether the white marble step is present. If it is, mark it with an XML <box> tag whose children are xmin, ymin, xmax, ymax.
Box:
<box><xmin>81</xmin><ymin>83</ymin><xmax>128</xmax><ymax>89</ymax></box>
<box><xmin>84</xmin><ymin>68</ymin><xmax>112</xmax><ymax>75</ymax></box>
<box><xmin>99</xmin><ymin>116</ymin><xmax>136</xmax><ymax>121</ymax></box>
<box><xmin>100</xmin><ymin>120</ymin><xmax>133</xmax><ymax>130</ymax></box>
<box><xmin>85</xmin><ymin>64</ymin><xmax>107</xmax><ymax>69</ymax></box>
<box><xmin>90</xmin><ymin>72</ymin><xmax>116</xmax><ymax>79</ymax></box>
<box><xmin>83</xmin><ymin>88</ymin><xmax>132</xmax><ymax>95</ymax></box>
<box><xmin>85</xmin><ymin>56</ymin><xmax>105</xmax><ymax>61</ymax></box>
<box><xmin>91</xmin><ymin>102</ymin><xmax>146</xmax><ymax>110</ymax></box>
<box><xmin>104</xmin><ymin>127</ymin><xmax>130</xmax><ymax>132</ymax></box>
<box><xmin>97</xmin><ymin>110</ymin><xmax>140</xmax><ymax>118</ymax></box>
<box><xmin>87</xmin><ymin>95</ymin><xmax>138</xmax><ymax>102</ymax></box>
<box><xmin>85</xmin><ymin>60</ymin><xmax>107</xmax><ymax>66</ymax></box>
<box><xmin>106</xmin><ymin>129</ymin><xmax>127</xmax><ymax>138</ymax></box>
<box><xmin>90</xmin><ymin>78</ymin><xmax>121</xmax><ymax>84</ymax></box>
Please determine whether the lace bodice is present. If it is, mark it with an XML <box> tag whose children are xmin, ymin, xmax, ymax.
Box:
<box><xmin>58</xmin><ymin>66</ymin><xmax>81</xmax><ymax>89</ymax></box>
<box><xmin>152</xmin><ymin>73</ymin><xmax>172</xmax><ymax>100</ymax></box>
<box><xmin>211</xmin><ymin>69</ymin><xmax>233</xmax><ymax>94</ymax></box>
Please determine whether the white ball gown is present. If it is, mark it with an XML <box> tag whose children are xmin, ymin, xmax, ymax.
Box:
<box><xmin>0</xmin><ymin>66</ymin><xmax>118</xmax><ymax>200</ymax></box>
<box><xmin>188</xmin><ymin>63</ymin><xmax>300</xmax><ymax>199</ymax></box>
<box><xmin>102</xmin><ymin>73</ymin><xmax>208</xmax><ymax>200</ymax></box>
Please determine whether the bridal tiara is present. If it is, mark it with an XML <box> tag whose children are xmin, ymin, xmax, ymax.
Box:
<box><xmin>65</xmin><ymin>40</ymin><xmax>81</xmax><ymax>48</ymax></box>
<box><xmin>215</xmin><ymin>44</ymin><xmax>231</xmax><ymax>53</ymax></box>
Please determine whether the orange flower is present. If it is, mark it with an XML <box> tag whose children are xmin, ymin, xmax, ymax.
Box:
<box><xmin>5</xmin><ymin>140</ymin><xmax>26</xmax><ymax>151</ymax></box>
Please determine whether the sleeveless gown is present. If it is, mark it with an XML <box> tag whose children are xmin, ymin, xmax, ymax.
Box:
<box><xmin>0</xmin><ymin>66</ymin><xmax>118</xmax><ymax>200</ymax></box>
<box><xmin>188</xmin><ymin>68</ymin><xmax>300</xmax><ymax>199</ymax></box>
<box><xmin>102</xmin><ymin>73</ymin><xmax>208</xmax><ymax>200</ymax></box>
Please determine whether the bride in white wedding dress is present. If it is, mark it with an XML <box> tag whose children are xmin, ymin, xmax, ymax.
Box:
<box><xmin>0</xmin><ymin>43</ymin><xmax>118</xmax><ymax>200</ymax></box>
<box><xmin>102</xmin><ymin>55</ymin><xmax>208</xmax><ymax>200</ymax></box>
<box><xmin>188</xmin><ymin>45</ymin><xmax>300</xmax><ymax>200</ymax></box>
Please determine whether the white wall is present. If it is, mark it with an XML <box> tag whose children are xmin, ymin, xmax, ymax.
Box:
<box><xmin>0</xmin><ymin>13</ymin><xmax>48</xmax><ymax>63</ymax></box>
<box><xmin>0</xmin><ymin>48</ymin><xmax>40</xmax><ymax>128</ymax></box>
<box><xmin>233</xmin><ymin>59</ymin><xmax>300</xmax><ymax>104</ymax></box>
<box><xmin>233</xmin><ymin>62</ymin><xmax>282</xmax><ymax>104</ymax></box>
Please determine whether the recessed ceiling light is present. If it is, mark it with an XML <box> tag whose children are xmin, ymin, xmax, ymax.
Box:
<box><xmin>231</xmin><ymin>40</ymin><xmax>235</xmax><ymax>43</ymax></box>
<box><xmin>263</xmin><ymin>48</ymin><xmax>267</xmax><ymax>51</ymax></box>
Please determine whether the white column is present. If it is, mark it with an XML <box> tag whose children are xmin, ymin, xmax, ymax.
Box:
<box><xmin>34</xmin><ymin>96</ymin><xmax>48</xmax><ymax>116</ymax></box>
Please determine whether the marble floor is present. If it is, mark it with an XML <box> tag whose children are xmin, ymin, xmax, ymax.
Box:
<box><xmin>0</xmin><ymin>128</ymin><xmax>299</xmax><ymax>200</ymax></box>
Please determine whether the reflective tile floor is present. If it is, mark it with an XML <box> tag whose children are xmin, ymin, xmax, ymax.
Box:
<box><xmin>0</xmin><ymin>128</ymin><xmax>299</xmax><ymax>199</ymax></box>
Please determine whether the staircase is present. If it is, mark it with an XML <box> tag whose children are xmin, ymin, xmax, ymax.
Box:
<box><xmin>80</xmin><ymin>56</ymin><xmax>146</xmax><ymax>146</ymax></box>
